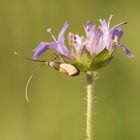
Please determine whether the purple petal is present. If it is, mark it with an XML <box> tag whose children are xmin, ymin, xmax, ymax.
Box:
<box><xmin>98</xmin><ymin>19</ymin><xmax>111</xmax><ymax>52</ymax></box>
<box><xmin>100</xmin><ymin>19</ymin><xmax>109</xmax><ymax>32</ymax></box>
<box><xmin>84</xmin><ymin>20</ymin><xmax>102</xmax><ymax>54</ymax></box>
<box><xmin>58</xmin><ymin>21</ymin><xmax>69</xmax><ymax>45</ymax></box>
<box><xmin>85</xmin><ymin>21</ymin><xmax>96</xmax><ymax>37</ymax></box>
<box><xmin>57</xmin><ymin>21</ymin><xmax>74</xmax><ymax>59</ymax></box>
<box><xmin>86</xmin><ymin>20</ymin><xmax>94</xmax><ymax>32</ymax></box>
<box><xmin>73</xmin><ymin>34</ymin><xmax>84</xmax><ymax>55</ymax></box>
<box><xmin>67</xmin><ymin>32</ymin><xmax>84</xmax><ymax>56</ymax></box>
<box><xmin>113</xmin><ymin>29</ymin><xmax>123</xmax><ymax>40</ymax></box>
<box><xmin>33</xmin><ymin>42</ymin><xmax>57</xmax><ymax>60</ymax></box>
<box><xmin>120</xmin><ymin>44</ymin><xmax>134</xmax><ymax>58</ymax></box>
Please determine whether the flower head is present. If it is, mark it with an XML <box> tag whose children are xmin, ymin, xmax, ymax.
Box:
<box><xmin>33</xmin><ymin>16</ymin><xmax>134</xmax><ymax>73</ymax></box>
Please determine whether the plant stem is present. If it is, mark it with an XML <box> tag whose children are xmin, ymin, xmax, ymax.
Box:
<box><xmin>86</xmin><ymin>71</ymin><xmax>94</xmax><ymax>140</ymax></box>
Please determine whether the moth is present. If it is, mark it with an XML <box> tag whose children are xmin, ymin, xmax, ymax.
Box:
<box><xmin>14</xmin><ymin>52</ymin><xmax>80</xmax><ymax>102</ymax></box>
<box><xmin>47</xmin><ymin>60</ymin><xmax>80</xmax><ymax>76</ymax></box>
<box><xmin>22</xmin><ymin>52</ymin><xmax>80</xmax><ymax>77</ymax></box>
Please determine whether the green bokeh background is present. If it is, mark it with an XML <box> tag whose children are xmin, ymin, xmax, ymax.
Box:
<box><xmin>0</xmin><ymin>0</ymin><xmax>139</xmax><ymax>140</ymax></box>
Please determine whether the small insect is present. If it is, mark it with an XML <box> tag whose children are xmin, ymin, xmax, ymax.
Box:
<box><xmin>14</xmin><ymin>52</ymin><xmax>80</xmax><ymax>102</ymax></box>
<box><xmin>47</xmin><ymin>60</ymin><xmax>80</xmax><ymax>76</ymax></box>
<box><xmin>27</xmin><ymin>57</ymin><xmax>80</xmax><ymax>76</ymax></box>
<box><xmin>15</xmin><ymin>51</ymin><xmax>80</xmax><ymax>76</ymax></box>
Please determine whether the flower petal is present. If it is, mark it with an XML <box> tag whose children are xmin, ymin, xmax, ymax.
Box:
<box><xmin>57</xmin><ymin>21</ymin><xmax>74</xmax><ymax>59</ymax></box>
<box><xmin>67</xmin><ymin>32</ymin><xmax>84</xmax><ymax>56</ymax></box>
<box><xmin>120</xmin><ymin>44</ymin><xmax>134</xmax><ymax>58</ymax></box>
<box><xmin>33</xmin><ymin>42</ymin><xmax>57</xmax><ymax>60</ymax></box>
<box><xmin>113</xmin><ymin>29</ymin><xmax>123</xmax><ymax>40</ymax></box>
<box><xmin>100</xmin><ymin>19</ymin><xmax>109</xmax><ymax>32</ymax></box>
<box><xmin>58</xmin><ymin>21</ymin><xmax>69</xmax><ymax>43</ymax></box>
<box><xmin>86</xmin><ymin>20</ymin><xmax>94</xmax><ymax>32</ymax></box>
<box><xmin>73</xmin><ymin>34</ymin><xmax>84</xmax><ymax>55</ymax></box>
<box><xmin>84</xmin><ymin>20</ymin><xmax>102</xmax><ymax>55</ymax></box>
<box><xmin>84</xmin><ymin>20</ymin><xmax>96</xmax><ymax>39</ymax></box>
<box><xmin>98</xmin><ymin>19</ymin><xmax>111</xmax><ymax>53</ymax></box>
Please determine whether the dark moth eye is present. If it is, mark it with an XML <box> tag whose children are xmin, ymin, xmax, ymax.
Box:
<box><xmin>59</xmin><ymin>63</ymin><xmax>79</xmax><ymax>76</ymax></box>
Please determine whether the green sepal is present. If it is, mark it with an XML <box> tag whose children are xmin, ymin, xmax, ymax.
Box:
<box><xmin>90</xmin><ymin>49</ymin><xmax>112</xmax><ymax>70</ymax></box>
<box><xmin>73</xmin><ymin>48</ymin><xmax>92</xmax><ymax>72</ymax></box>
<box><xmin>61</xmin><ymin>48</ymin><xmax>113</xmax><ymax>72</ymax></box>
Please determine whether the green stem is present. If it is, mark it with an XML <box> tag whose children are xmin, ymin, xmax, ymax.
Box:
<box><xmin>86</xmin><ymin>71</ymin><xmax>94</xmax><ymax>140</ymax></box>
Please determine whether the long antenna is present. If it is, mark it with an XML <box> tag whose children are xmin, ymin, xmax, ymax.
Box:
<box><xmin>25</xmin><ymin>63</ymin><xmax>45</xmax><ymax>102</ymax></box>
<box><xmin>25</xmin><ymin>74</ymin><xmax>33</xmax><ymax>102</ymax></box>
<box><xmin>14</xmin><ymin>51</ymin><xmax>46</xmax><ymax>63</ymax></box>
<box><xmin>14</xmin><ymin>51</ymin><xmax>51</xmax><ymax>102</ymax></box>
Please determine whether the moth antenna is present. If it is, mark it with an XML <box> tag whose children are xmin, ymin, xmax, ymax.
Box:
<box><xmin>14</xmin><ymin>51</ymin><xmax>46</xmax><ymax>63</ymax></box>
<box><xmin>53</xmin><ymin>52</ymin><xmax>59</xmax><ymax>58</ymax></box>
<box><xmin>14</xmin><ymin>51</ymin><xmax>27</xmax><ymax>58</ymax></box>
<box><xmin>25</xmin><ymin>63</ymin><xmax>45</xmax><ymax>102</ymax></box>
<box><xmin>25</xmin><ymin>74</ymin><xmax>33</xmax><ymax>102</ymax></box>
<box><xmin>52</xmin><ymin>52</ymin><xmax>64</xmax><ymax>62</ymax></box>
<box><xmin>14</xmin><ymin>51</ymin><xmax>18</xmax><ymax>55</ymax></box>
<box><xmin>26</xmin><ymin>58</ymin><xmax>46</xmax><ymax>62</ymax></box>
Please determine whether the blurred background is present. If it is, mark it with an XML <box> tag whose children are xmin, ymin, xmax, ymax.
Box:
<box><xmin>0</xmin><ymin>0</ymin><xmax>139</xmax><ymax>140</ymax></box>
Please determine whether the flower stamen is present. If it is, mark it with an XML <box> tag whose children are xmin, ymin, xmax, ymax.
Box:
<box><xmin>47</xmin><ymin>28</ymin><xmax>58</xmax><ymax>43</ymax></box>
<box><xmin>108</xmin><ymin>14</ymin><xmax>113</xmax><ymax>27</ymax></box>
<box><xmin>112</xmin><ymin>21</ymin><xmax>127</xmax><ymax>29</ymax></box>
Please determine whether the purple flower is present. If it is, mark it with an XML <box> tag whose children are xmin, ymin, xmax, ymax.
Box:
<box><xmin>33</xmin><ymin>16</ymin><xmax>134</xmax><ymax>72</ymax></box>
<box><xmin>83</xmin><ymin>19</ymin><xmax>133</xmax><ymax>57</ymax></box>
<box><xmin>33</xmin><ymin>21</ymin><xmax>73</xmax><ymax>60</ymax></box>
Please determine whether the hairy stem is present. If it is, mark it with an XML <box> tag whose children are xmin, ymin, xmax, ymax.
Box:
<box><xmin>86</xmin><ymin>71</ymin><xmax>94</xmax><ymax>140</ymax></box>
